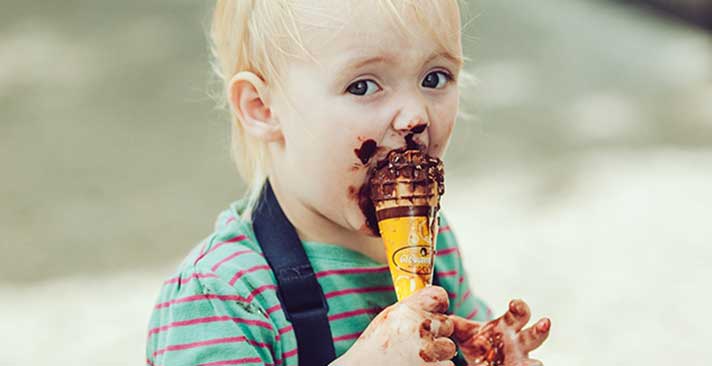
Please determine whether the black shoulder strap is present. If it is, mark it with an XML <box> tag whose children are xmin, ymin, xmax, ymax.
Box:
<box><xmin>252</xmin><ymin>181</ymin><xmax>336</xmax><ymax>366</ymax></box>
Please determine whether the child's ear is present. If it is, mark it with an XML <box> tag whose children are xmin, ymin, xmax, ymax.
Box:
<box><xmin>228</xmin><ymin>71</ymin><xmax>282</xmax><ymax>142</ymax></box>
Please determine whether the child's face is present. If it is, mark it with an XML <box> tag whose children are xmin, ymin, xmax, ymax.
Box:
<box><xmin>269</xmin><ymin>0</ymin><xmax>462</xmax><ymax>236</ymax></box>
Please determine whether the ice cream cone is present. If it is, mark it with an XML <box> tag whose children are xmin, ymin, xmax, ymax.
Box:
<box><xmin>369</xmin><ymin>149</ymin><xmax>444</xmax><ymax>301</ymax></box>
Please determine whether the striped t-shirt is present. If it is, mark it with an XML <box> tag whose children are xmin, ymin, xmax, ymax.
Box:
<box><xmin>146</xmin><ymin>199</ymin><xmax>492</xmax><ymax>366</ymax></box>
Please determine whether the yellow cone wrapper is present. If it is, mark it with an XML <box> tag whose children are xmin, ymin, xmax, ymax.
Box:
<box><xmin>377</xmin><ymin>208</ymin><xmax>436</xmax><ymax>300</ymax></box>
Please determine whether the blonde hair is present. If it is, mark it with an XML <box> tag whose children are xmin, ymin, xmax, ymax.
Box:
<box><xmin>208</xmin><ymin>0</ymin><xmax>471</xmax><ymax>219</ymax></box>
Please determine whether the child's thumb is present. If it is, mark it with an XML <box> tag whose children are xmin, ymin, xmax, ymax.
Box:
<box><xmin>402</xmin><ymin>286</ymin><xmax>450</xmax><ymax>314</ymax></box>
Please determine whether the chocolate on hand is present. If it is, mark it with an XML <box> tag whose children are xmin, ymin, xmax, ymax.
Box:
<box><xmin>333</xmin><ymin>287</ymin><xmax>458</xmax><ymax>366</ymax></box>
<box><xmin>449</xmin><ymin>299</ymin><xmax>551</xmax><ymax>366</ymax></box>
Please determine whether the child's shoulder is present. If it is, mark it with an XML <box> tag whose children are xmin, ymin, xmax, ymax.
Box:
<box><xmin>162</xmin><ymin>199</ymin><xmax>277</xmax><ymax>302</ymax></box>
<box><xmin>147</xmin><ymin>201</ymin><xmax>284</xmax><ymax>365</ymax></box>
<box><xmin>190</xmin><ymin>200</ymin><xmax>264</xmax><ymax>274</ymax></box>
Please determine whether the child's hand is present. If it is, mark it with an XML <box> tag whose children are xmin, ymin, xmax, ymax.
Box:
<box><xmin>450</xmin><ymin>299</ymin><xmax>551</xmax><ymax>366</ymax></box>
<box><xmin>332</xmin><ymin>286</ymin><xmax>457</xmax><ymax>366</ymax></box>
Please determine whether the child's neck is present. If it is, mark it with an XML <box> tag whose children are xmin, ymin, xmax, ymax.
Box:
<box><xmin>270</xmin><ymin>178</ymin><xmax>388</xmax><ymax>265</ymax></box>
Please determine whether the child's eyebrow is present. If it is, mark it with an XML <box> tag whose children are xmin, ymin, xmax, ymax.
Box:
<box><xmin>344</xmin><ymin>54</ymin><xmax>397</xmax><ymax>70</ymax></box>
<box><xmin>341</xmin><ymin>50</ymin><xmax>463</xmax><ymax>73</ymax></box>
<box><xmin>429</xmin><ymin>51</ymin><xmax>464</xmax><ymax>69</ymax></box>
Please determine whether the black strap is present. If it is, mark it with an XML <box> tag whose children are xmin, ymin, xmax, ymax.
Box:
<box><xmin>252</xmin><ymin>181</ymin><xmax>335</xmax><ymax>366</ymax></box>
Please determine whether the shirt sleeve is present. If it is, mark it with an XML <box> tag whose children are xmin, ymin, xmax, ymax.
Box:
<box><xmin>436</xmin><ymin>214</ymin><xmax>493</xmax><ymax>323</ymax></box>
<box><xmin>450</xmin><ymin>253</ymin><xmax>493</xmax><ymax>322</ymax></box>
<box><xmin>146</xmin><ymin>266</ymin><xmax>279</xmax><ymax>366</ymax></box>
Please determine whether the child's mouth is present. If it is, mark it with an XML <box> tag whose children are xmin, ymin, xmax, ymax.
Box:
<box><xmin>354</xmin><ymin>132</ymin><xmax>427</xmax><ymax>169</ymax></box>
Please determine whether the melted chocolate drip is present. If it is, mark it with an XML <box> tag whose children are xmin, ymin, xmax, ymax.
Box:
<box><xmin>485</xmin><ymin>333</ymin><xmax>505</xmax><ymax>366</ymax></box>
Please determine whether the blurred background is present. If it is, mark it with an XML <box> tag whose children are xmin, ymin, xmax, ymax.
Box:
<box><xmin>1</xmin><ymin>0</ymin><xmax>711</xmax><ymax>364</ymax></box>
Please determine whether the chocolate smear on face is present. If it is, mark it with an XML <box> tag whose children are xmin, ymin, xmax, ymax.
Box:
<box><xmin>410</xmin><ymin>124</ymin><xmax>427</xmax><ymax>134</ymax></box>
<box><xmin>404</xmin><ymin>133</ymin><xmax>423</xmax><ymax>151</ymax></box>
<box><xmin>354</xmin><ymin>139</ymin><xmax>378</xmax><ymax>165</ymax></box>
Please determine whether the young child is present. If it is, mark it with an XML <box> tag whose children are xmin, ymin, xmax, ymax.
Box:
<box><xmin>146</xmin><ymin>1</ymin><xmax>551</xmax><ymax>365</ymax></box>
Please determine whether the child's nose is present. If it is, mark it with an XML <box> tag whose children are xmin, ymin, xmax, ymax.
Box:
<box><xmin>389</xmin><ymin>114</ymin><xmax>430</xmax><ymax>150</ymax></box>
<box><xmin>391</xmin><ymin>100</ymin><xmax>430</xmax><ymax>134</ymax></box>
<box><xmin>395</xmin><ymin>116</ymin><xmax>429</xmax><ymax>134</ymax></box>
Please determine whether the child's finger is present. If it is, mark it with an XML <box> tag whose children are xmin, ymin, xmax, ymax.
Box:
<box><xmin>502</xmin><ymin>299</ymin><xmax>531</xmax><ymax>331</ymax></box>
<box><xmin>517</xmin><ymin>318</ymin><xmax>551</xmax><ymax>353</ymax></box>
<box><xmin>424</xmin><ymin>313</ymin><xmax>454</xmax><ymax>338</ymax></box>
<box><xmin>449</xmin><ymin>314</ymin><xmax>482</xmax><ymax>343</ymax></box>
<box><xmin>419</xmin><ymin>336</ymin><xmax>457</xmax><ymax>362</ymax></box>
<box><xmin>419</xmin><ymin>315</ymin><xmax>453</xmax><ymax>343</ymax></box>
<box><xmin>403</xmin><ymin>286</ymin><xmax>450</xmax><ymax>314</ymax></box>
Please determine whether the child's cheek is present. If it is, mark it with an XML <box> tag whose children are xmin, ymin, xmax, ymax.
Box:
<box><xmin>430</xmin><ymin>124</ymin><xmax>454</xmax><ymax>158</ymax></box>
<box><xmin>347</xmin><ymin>136</ymin><xmax>388</xmax><ymax>235</ymax></box>
<box><xmin>344</xmin><ymin>182</ymin><xmax>379</xmax><ymax>236</ymax></box>
<box><xmin>429</xmin><ymin>113</ymin><xmax>457</xmax><ymax>158</ymax></box>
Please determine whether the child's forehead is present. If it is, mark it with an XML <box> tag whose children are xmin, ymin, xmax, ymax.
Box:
<box><xmin>295</xmin><ymin>0</ymin><xmax>461</xmax><ymax>64</ymax></box>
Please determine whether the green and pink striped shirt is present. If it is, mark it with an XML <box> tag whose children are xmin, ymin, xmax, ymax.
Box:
<box><xmin>146</xmin><ymin>200</ymin><xmax>491</xmax><ymax>366</ymax></box>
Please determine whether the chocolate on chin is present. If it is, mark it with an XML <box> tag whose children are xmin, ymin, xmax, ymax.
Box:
<box><xmin>368</xmin><ymin>148</ymin><xmax>445</xmax><ymax>301</ymax></box>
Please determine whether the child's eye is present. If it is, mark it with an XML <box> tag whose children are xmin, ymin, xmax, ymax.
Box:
<box><xmin>346</xmin><ymin>79</ymin><xmax>381</xmax><ymax>96</ymax></box>
<box><xmin>421</xmin><ymin>71</ymin><xmax>451</xmax><ymax>89</ymax></box>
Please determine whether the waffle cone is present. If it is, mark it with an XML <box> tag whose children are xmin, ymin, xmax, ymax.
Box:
<box><xmin>373</xmin><ymin>178</ymin><xmax>440</xmax><ymax>216</ymax></box>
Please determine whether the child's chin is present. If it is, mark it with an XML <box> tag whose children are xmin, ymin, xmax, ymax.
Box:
<box><xmin>356</xmin><ymin>222</ymin><xmax>380</xmax><ymax>237</ymax></box>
